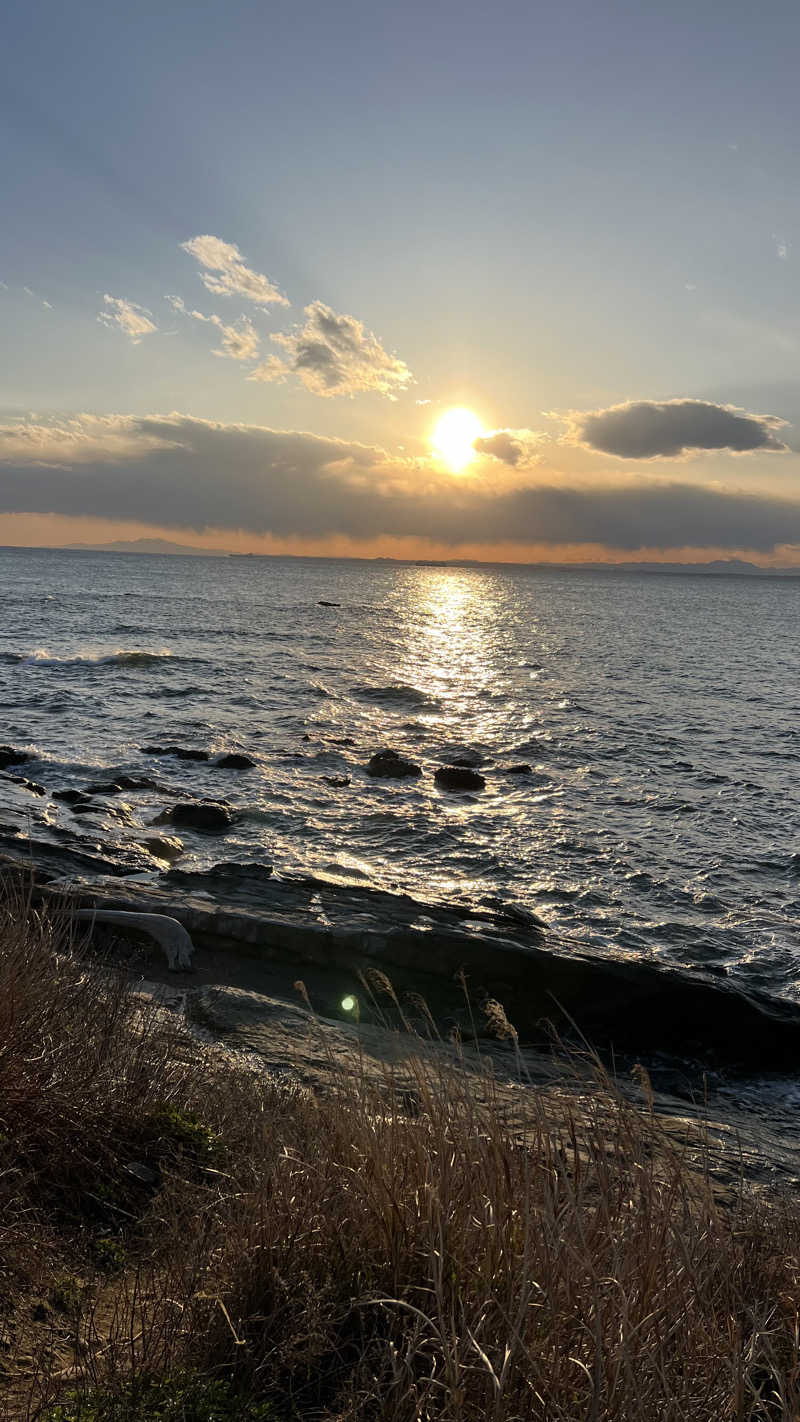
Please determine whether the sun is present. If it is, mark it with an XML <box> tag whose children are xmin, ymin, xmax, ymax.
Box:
<box><xmin>431</xmin><ymin>407</ymin><xmax>484</xmax><ymax>473</ymax></box>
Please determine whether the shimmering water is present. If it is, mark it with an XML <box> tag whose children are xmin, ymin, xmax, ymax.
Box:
<box><xmin>1</xmin><ymin>547</ymin><xmax>799</xmax><ymax>1002</ymax></box>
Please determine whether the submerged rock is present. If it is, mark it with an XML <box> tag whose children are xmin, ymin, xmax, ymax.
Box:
<box><xmin>434</xmin><ymin>765</ymin><xmax>486</xmax><ymax>791</ymax></box>
<box><xmin>3</xmin><ymin>775</ymin><xmax>45</xmax><ymax>796</ymax></box>
<box><xmin>167</xmin><ymin>860</ymin><xmax>273</xmax><ymax>887</ymax></box>
<box><xmin>141</xmin><ymin>745</ymin><xmax>210</xmax><ymax>762</ymax></box>
<box><xmin>448</xmin><ymin>751</ymin><xmax>485</xmax><ymax>769</ymax></box>
<box><xmin>215</xmin><ymin>753</ymin><xmax>256</xmax><ymax>770</ymax></box>
<box><xmin>323</xmin><ymin>775</ymin><xmax>351</xmax><ymax>788</ymax></box>
<box><xmin>86</xmin><ymin>775</ymin><xmax>157</xmax><ymax>794</ymax></box>
<box><xmin>157</xmin><ymin>802</ymin><xmax>234</xmax><ymax>833</ymax></box>
<box><xmin>53</xmin><ymin>788</ymin><xmax>93</xmax><ymax>805</ymax></box>
<box><xmin>504</xmin><ymin>763</ymin><xmax>533</xmax><ymax>775</ymax></box>
<box><xmin>318</xmin><ymin>599</ymin><xmax>341</xmax><ymax>607</ymax></box>
<box><xmin>0</xmin><ymin>747</ymin><xmax>30</xmax><ymax>770</ymax></box>
<box><xmin>365</xmin><ymin>749</ymin><xmax>422</xmax><ymax>780</ymax></box>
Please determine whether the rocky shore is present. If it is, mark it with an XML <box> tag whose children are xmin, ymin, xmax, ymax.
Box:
<box><xmin>2</xmin><ymin>842</ymin><xmax>800</xmax><ymax>1203</ymax></box>
<box><xmin>4</xmin><ymin>839</ymin><xmax>800</xmax><ymax>1072</ymax></box>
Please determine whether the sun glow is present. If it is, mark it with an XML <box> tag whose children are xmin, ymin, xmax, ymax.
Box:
<box><xmin>431</xmin><ymin>407</ymin><xmax>484</xmax><ymax>472</ymax></box>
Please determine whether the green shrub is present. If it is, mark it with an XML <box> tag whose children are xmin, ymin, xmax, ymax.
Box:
<box><xmin>44</xmin><ymin>1374</ymin><xmax>276</xmax><ymax>1422</ymax></box>
<box><xmin>150</xmin><ymin>1103</ymin><xmax>220</xmax><ymax>1159</ymax></box>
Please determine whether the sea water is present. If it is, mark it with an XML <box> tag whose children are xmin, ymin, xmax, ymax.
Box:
<box><xmin>1</xmin><ymin>547</ymin><xmax>799</xmax><ymax>1005</ymax></box>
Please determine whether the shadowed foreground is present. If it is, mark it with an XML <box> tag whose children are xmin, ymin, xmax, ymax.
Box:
<box><xmin>1</xmin><ymin>888</ymin><xmax>799</xmax><ymax>1420</ymax></box>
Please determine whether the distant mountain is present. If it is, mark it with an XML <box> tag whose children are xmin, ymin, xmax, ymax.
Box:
<box><xmin>55</xmin><ymin>544</ymin><xmax>800</xmax><ymax>574</ymax></box>
<box><xmin>447</xmin><ymin>557</ymin><xmax>800</xmax><ymax>576</ymax></box>
<box><xmin>65</xmin><ymin>538</ymin><xmax>231</xmax><ymax>556</ymax></box>
<box><xmin>568</xmin><ymin>559</ymin><xmax>800</xmax><ymax>577</ymax></box>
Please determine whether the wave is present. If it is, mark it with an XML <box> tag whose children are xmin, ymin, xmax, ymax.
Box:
<box><xmin>350</xmin><ymin>682</ymin><xmax>442</xmax><ymax>711</ymax></box>
<box><xmin>14</xmin><ymin>648</ymin><xmax>195</xmax><ymax>669</ymax></box>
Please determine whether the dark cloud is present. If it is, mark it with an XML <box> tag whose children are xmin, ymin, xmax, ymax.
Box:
<box><xmin>1</xmin><ymin>413</ymin><xmax>800</xmax><ymax>552</ymax></box>
<box><xmin>474</xmin><ymin>430</ymin><xmax>528</xmax><ymax>466</ymax></box>
<box><xmin>575</xmin><ymin>399</ymin><xmax>788</xmax><ymax>459</ymax></box>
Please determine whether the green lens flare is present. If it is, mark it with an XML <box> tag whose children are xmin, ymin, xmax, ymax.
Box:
<box><xmin>341</xmin><ymin>995</ymin><xmax>356</xmax><ymax>1012</ymax></box>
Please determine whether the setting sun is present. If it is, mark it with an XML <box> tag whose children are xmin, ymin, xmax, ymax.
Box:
<box><xmin>431</xmin><ymin>407</ymin><xmax>484</xmax><ymax>473</ymax></box>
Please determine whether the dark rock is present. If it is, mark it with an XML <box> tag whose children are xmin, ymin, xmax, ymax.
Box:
<box><xmin>70</xmin><ymin>802</ymin><xmax>100</xmax><ymax>816</ymax></box>
<box><xmin>4</xmin><ymin>775</ymin><xmax>46</xmax><ymax>796</ymax></box>
<box><xmin>53</xmin><ymin>789</ymin><xmax>92</xmax><ymax>805</ymax></box>
<box><xmin>505</xmin><ymin>763</ymin><xmax>533</xmax><ymax>775</ymax></box>
<box><xmin>140</xmin><ymin>745</ymin><xmax>210</xmax><ymax>762</ymax></box>
<box><xmin>160</xmin><ymin>802</ymin><xmax>234</xmax><ymax>833</ymax></box>
<box><xmin>123</xmin><ymin>1160</ymin><xmax>158</xmax><ymax>1185</ymax></box>
<box><xmin>434</xmin><ymin>765</ymin><xmax>486</xmax><ymax>791</ymax></box>
<box><xmin>332</xmin><ymin>736</ymin><xmax>356</xmax><ymax>747</ymax></box>
<box><xmin>215</xmin><ymin>753</ymin><xmax>256</xmax><ymax>770</ymax></box>
<box><xmin>318</xmin><ymin>600</ymin><xmax>341</xmax><ymax>607</ymax></box>
<box><xmin>366</xmin><ymin>749</ymin><xmax>422</xmax><ymax>780</ymax></box>
<box><xmin>0</xmin><ymin>747</ymin><xmax>30</xmax><ymax>769</ymax></box>
<box><xmin>323</xmin><ymin>775</ymin><xmax>351</xmax><ymax>787</ymax></box>
<box><xmin>141</xmin><ymin>835</ymin><xmax>184</xmax><ymax>862</ymax></box>
<box><xmin>86</xmin><ymin>775</ymin><xmax>156</xmax><ymax>794</ymax></box>
<box><xmin>448</xmin><ymin>751</ymin><xmax>484</xmax><ymax>768</ymax></box>
<box><xmin>166</xmin><ymin>859</ymin><xmax>273</xmax><ymax>887</ymax></box>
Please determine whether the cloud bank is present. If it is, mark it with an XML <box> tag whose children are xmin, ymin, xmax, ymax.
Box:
<box><xmin>98</xmin><ymin>295</ymin><xmax>157</xmax><ymax>343</ymax></box>
<box><xmin>181</xmin><ymin>235</ymin><xmax>288</xmax><ymax>307</ymax></box>
<box><xmin>1</xmin><ymin>412</ymin><xmax>800</xmax><ymax>554</ymax></box>
<box><xmin>574</xmin><ymin>399</ymin><xmax>788</xmax><ymax>459</ymax></box>
<box><xmin>250</xmin><ymin>301</ymin><xmax>413</xmax><ymax>398</ymax></box>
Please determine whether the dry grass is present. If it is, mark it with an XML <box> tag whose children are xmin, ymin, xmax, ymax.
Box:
<box><xmin>0</xmin><ymin>876</ymin><xmax>799</xmax><ymax>1420</ymax></box>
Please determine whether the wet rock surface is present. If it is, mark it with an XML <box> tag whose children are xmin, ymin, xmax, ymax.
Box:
<box><xmin>157</xmin><ymin>802</ymin><xmax>234</xmax><ymax>832</ymax></box>
<box><xmin>365</xmin><ymin>749</ymin><xmax>422</xmax><ymax>779</ymax></box>
<box><xmin>53</xmin><ymin>788</ymin><xmax>91</xmax><ymax>805</ymax></box>
<box><xmin>0</xmin><ymin>747</ymin><xmax>30</xmax><ymax>770</ymax></box>
<box><xmin>6</xmin><ymin>843</ymin><xmax>800</xmax><ymax>1073</ymax></box>
<box><xmin>215</xmin><ymin>753</ymin><xmax>256</xmax><ymax>770</ymax></box>
<box><xmin>140</xmin><ymin>745</ymin><xmax>210</xmax><ymax>762</ymax></box>
<box><xmin>3</xmin><ymin>775</ymin><xmax>46</xmax><ymax>795</ymax></box>
<box><xmin>140</xmin><ymin>835</ymin><xmax>184</xmax><ymax>862</ymax></box>
<box><xmin>434</xmin><ymin>765</ymin><xmax>487</xmax><ymax>791</ymax></box>
<box><xmin>86</xmin><ymin>775</ymin><xmax>157</xmax><ymax>794</ymax></box>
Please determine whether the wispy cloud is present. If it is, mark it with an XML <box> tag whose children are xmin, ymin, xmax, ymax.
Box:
<box><xmin>98</xmin><ymin>295</ymin><xmax>157</xmax><ymax>344</ymax></box>
<box><xmin>181</xmin><ymin>235</ymin><xmax>288</xmax><ymax>307</ymax></box>
<box><xmin>211</xmin><ymin>315</ymin><xmax>259</xmax><ymax>360</ymax></box>
<box><xmin>250</xmin><ymin>301</ymin><xmax>412</xmax><ymax>398</ymax></box>
<box><xmin>568</xmin><ymin>398</ymin><xmax>788</xmax><ymax>460</ymax></box>
<box><xmin>776</xmin><ymin>235</ymin><xmax>790</xmax><ymax>261</ymax></box>
<box><xmin>165</xmin><ymin>294</ymin><xmax>259</xmax><ymax>360</ymax></box>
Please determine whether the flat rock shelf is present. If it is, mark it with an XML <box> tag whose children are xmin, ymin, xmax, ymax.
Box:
<box><xmin>5</xmin><ymin>846</ymin><xmax>800</xmax><ymax>1070</ymax></box>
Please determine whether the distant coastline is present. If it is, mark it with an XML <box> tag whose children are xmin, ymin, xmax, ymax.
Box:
<box><xmin>2</xmin><ymin>542</ymin><xmax>799</xmax><ymax>577</ymax></box>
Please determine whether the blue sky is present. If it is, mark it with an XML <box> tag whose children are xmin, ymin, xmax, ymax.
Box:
<box><xmin>2</xmin><ymin>0</ymin><xmax>800</xmax><ymax>558</ymax></box>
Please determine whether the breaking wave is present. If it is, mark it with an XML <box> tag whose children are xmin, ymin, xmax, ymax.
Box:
<box><xmin>16</xmin><ymin>648</ymin><xmax>189</xmax><ymax>669</ymax></box>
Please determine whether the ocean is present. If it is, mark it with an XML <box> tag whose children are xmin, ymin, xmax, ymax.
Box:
<box><xmin>1</xmin><ymin>546</ymin><xmax>799</xmax><ymax>1008</ymax></box>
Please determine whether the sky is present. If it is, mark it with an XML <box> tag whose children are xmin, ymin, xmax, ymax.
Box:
<box><xmin>3</xmin><ymin>0</ymin><xmax>800</xmax><ymax>563</ymax></box>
